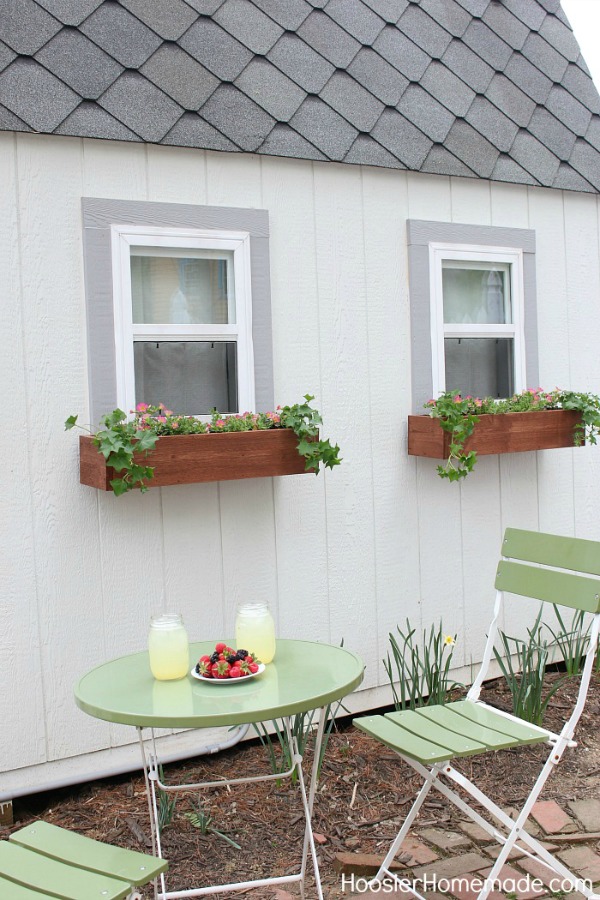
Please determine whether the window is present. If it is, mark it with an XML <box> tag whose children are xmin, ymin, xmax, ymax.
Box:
<box><xmin>429</xmin><ymin>244</ymin><xmax>526</xmax><ymax>399</ymax></box>
<box><xmin>82</xmin><ymin>199</ymin><xmax>273</xmax><ymax>425</ymax></box>
<box><xmin>111</xmin><ymin>225</ymin><xmax>255</xmax><ymax>416</ymax></box>
<box><xmin>407</xmin><ymin>220</ymin><xmax>538</xmax><ymax>412</ymax></box>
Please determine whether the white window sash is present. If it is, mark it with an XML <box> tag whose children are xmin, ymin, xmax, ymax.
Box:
<box><xmin>429</xmin><ymin>242</ymin><xmax>526</xmax><ymax>397</ymax></box>
<box><xmin>111</xmin><ymin>225</ymin><xmax>255</xmax><ymax>416</ymax></box>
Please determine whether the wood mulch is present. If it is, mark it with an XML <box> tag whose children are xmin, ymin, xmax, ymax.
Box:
<box><xmin>6</xmin><ymin>673</ymin><xmax>600</xmax><ymax>898</ymax></box>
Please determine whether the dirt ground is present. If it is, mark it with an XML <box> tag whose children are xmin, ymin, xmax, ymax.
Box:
<box><xmin>7</xmin><ymin>673</ymin><xmax>600</xmax><ymax>899</ymax></box>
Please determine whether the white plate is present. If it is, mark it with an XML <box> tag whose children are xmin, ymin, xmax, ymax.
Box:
<box><xmin>190</xmin><ymin>663</ymin><xmax>265</xmax><ymax>684</ymax></box>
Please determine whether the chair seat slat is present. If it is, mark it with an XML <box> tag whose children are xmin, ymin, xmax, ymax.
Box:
<box><xmin>11</xmin><ymin>821</ymin><xmax>166</xmax><ymax>885</ymax></box>
<box><xmin>0</xmin><ymin>843</ymin><xmax>131</xmax><ymax>900</ymax></box>
<box><xmin>385</xmin><ymin>710</ymin><xmax>487</xmax><ymax>756</ymax></box>
<box><xmin>0</xmin><ymin>873</ymin><xmax>56</xmax><ymax>898</ymax></box>
<box><xmin>416</xmin><ymin>705</ymin><xmax>523</xmax><ymax>750</ymax></box>
<box><xmin>353</xmin><ymin>715</ymin><xmax>454</xmax><ymax>763</ymax></box>
<box><xmin>449</xmin><ymin>701</ymin><xmax>549</xmax><ymax>744</ymax></box>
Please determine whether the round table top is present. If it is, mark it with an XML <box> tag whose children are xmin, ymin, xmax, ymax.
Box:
<box><xmin>74</xmin><ymin>639</ymin><xmax>364</xmax><ymax>728</ymax></box>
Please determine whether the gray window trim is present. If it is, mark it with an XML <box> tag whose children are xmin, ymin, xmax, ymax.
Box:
<box><xmin>82</xmin><ymin>197</ymin><xmax>273</xmax><ymax>425</ymax></box>
<box><xmin>407</xmin><ymin>219</ymin><xmax>538</xmax><ymax>413</ymax></box>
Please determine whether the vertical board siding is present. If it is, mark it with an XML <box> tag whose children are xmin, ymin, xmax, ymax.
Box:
<box><xmin>3</xmin><ymin>131</ymin><xmax>600</xmax><ymax>783</ymax></box>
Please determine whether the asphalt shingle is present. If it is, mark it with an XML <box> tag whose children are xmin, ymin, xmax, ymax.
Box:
<box><xmin>444</xmin><ymin>120</ymin><xmax>500</xmax><ymax>178</ymax></box>
<box><xmin>200</xmin><ymin>83</ymin><xmax>276</xmax><ymax>151</ymax></box>
<box><xmin>99</xmin><ymin>72</ymin><xmax>183</xmax><ymax>142</ymax></box>
<box><xmin>371</xmin><ymin>108</ymin><xmax>433</xmax><ymax>168</ymax></box>
<box><xmin>250</xmin><ymin>0</ymin><xmax>311</xmax><ymax>30</ymax></box>
<box><xmin>528</xmin><ymin>107</ymin><xmax>577</xmax><ymax>160</ymax></box>
<box><xmin>504</xmin><ymin>52</ymin><xmax>552</xmax><ymax>104</ymax></box>
<box><xmin>348</xmin><ymin>48</ymin><xmax>408</xmax><ymax>107</ymax></box>
<box><xmin>120</xmin><ymin>0</ymin><xmax>198</xmax><ymax>41</ymax></box>
<box><xmin>397</xmin><ymin>4</ymin><xmax>452</xmax><ymax>59</ymax></box>
<box><xmin>486</xmin><ymin>73</ymin><xmax>536</xmax><ymax>128</ymax></box>
<box><xmin>397</xmin><ymin>83</ymin><xmax>454</xmax><ymax>142</ymax></box>
<box><xmin>462</xmin><ymin>19</ymin><xmax>513</xmax><ymax>71</ymax></box>
<box><xmin>373</xmin><ymin>25</ymin><xmax>430</xmax><ymax>82</ymax></box>
<box><xmin>546</xmin><ymin>84</ymin><xmax>592</xmax><ymax>135</ymax></box>
<box><xmin>183</xmin><ymin>0</ymin><xmax>224</xmax><ymax>11</ymax></box>
<box><xmin>267</xmin><ymin>33</ymin><xmax>334</xmax><ymax>94</ymax></box>
<box><xmin>235</xmin><ymin>58</ymin><xmax>305</xmax><ymax>122</ymax></box>
<box><xmin>509</xmin><ymin>130</ymin><xmax>561</xmax><ymax>184</ymax></box>
<box><xmin>562</xmin><ymin>63</ymin><xmax>600</xmax><ymax>115</ymax></box>
<box><xmin>441</xmin><ymin>38</ymin><xmax>494</xmax><ymax>93</ymax></box>
<box><xmin>289</xmin><ymin>96</ymin><xmax>358</xmax><ymax>159</ymax></box>
<box><xmin>298</xmin><ymin>11</ymin><xmax>360</xmax><ymax>68</ymax></box>
<box><xmin>465</xmin><ymin>96</ymin><xmax>519</xmax><ymax>152</ymax></box>
<box><xmin>480</xmin><ymin>2</ymin><xmax>529</xmax><ymax>51</ymax></box>
<box><xmin>80</xmin><ymin>3</ymin><xmax>161</xmax><ymax>68</ymax></box>
<box><xmin>0</xmin><ymin>41</ymin><xmax>16</xmax><ymax>73</ymax></box>
<box><xmin>538</xmin><ymin>14</ymin><xmax>581</xmax><ymax>62</ymax></box>
<box><xmin>0</xmin><ymin>0</ymin><xmax>61</xmax><ymax>56</ymax></box>
<box><xmin>422</xmin><ymin>144</ymin><xmax>475</xmax><ymax>177</ymax></box>
<box><xmin>214</xmin><ymin>0</ymin><xmax>284</xmax><ymax>55</ymax></box>
<box><xmin>258</xmin><ymin>122</ymin><xmax>326</xmax><ymax>160</ymax></box>
<box><xmin>537</xmin><ymin>0</ymin><xmax>561</xmax><ymax>10</ymax></box>
<box><xmin>0</xmin><ymin>102</ymin><xmax>31</xmax><ymax>131</ymax></box>
<box><xmin>0</xmin><ymin>58</ymin><xmax>79</xmax><ymax>130</ymax></box>
<box><xmin>453</xmin><ymin>0</ymin><xmax>488</xmax><ymax>16</ymax></box>
<box><xmin>325</xmin><ymin>0</ymin><xmax>384</xmax><ymax>46</ymax></box>
<box><xmin>320</xmin><ymin>71</ymin><xmax>384</xmax><ymax>132</ymax></box>
<box><xmin>163</xmin><ymin>113</ymin><xmax>237</xmax><ymax>150</ymax></box>
<box><xmin>501</xmin><ymin>0</ymin><xmax>546</xmax><ymax>32</ymax></box>
<box><xmin>420</xmin><ymin>0</ymin><xmax>471</xmax><ymax>38</ymax></box>
<box><xmin>361</xmin><ymin>0</ymin><xmax>408</xmax><ymax>25</ymax></box>
<box><xmin>521</xmin><ymin>32</ymin><xmax>569</xmax><ymax>82</ymax></box>
<box><xmin>492</xmin><ymin>153</ymin><xmax>539</xmax><ymax>185</ymax></box>
<box><xmin>345</xmin><ymin>133</ymin><xmax>405</xmax><ymax>167</ymax></box>
<box><xmin>55</xmin><ymin>101</ymin><xmax>140</xmax><ymax>140</ymax></box>
<box><xmin>34</xmin><ymin>0</ymin><xmax>103</xmax><ymax>26</ymax></box>
<box><xmin>142</xmin><ymin>45</ymin><xmax>219</xmax><ymax>111</ymax></box>
<box><xmin>552</xmin><ymin>161</ymin><xmax>595</xmax><ymax>192</ymax></box>
<box><xmin>36</xmin><ymin>29</ymin><xmax>122</xmax><ymax>100</ymax></box>
<box><xmin>179</xmin><ymin>18</ymin><xmax>253</xmax><ymax>82</ymax></box>
<box><xmin>420</xmin><ymin>60</ymin><xmax>475</xmax><ymax>117</ymax></box>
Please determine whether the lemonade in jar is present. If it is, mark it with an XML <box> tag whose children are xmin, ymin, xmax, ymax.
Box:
<box><xmin>235</xmin><ymin>602</ymin><xmax>276</xmax><ymax>663</ymax></box>
<box><xmin>148</xmin><ymin>614</ymin><xmax>190</xmax><ymax>680</ymax></box>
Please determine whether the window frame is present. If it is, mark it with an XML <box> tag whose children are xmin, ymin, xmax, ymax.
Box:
<box><xmin>81</xmin><ymin>198</ymin><xmax>273</xmax><ymax>426</ymax></box>
<box><xmin>406</xmin><ymin>219</ymin><xmax>538</xmax><ymax>413</ymax></box>
<box><xmin>428</xmin><ymin>242</ymin><xmax>526</xmax><ymax>398</ymax></box>
<box><xmin>110</xmin><ymin>224</ymin><xmax>255</xmax><ymax>416</ymax></box>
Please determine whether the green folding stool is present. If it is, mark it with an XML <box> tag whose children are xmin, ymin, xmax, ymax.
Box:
<box><xmin>0</xmin><ymin>820</ymin><xmax>167</xmax><ymax>899</ymax></box>
<box><xmin>355</xmin><ymin>528</ymin><xmax>600</xmax><ymax>900</ymax></box>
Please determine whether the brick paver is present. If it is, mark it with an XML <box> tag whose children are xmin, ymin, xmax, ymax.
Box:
<box><xmin>568</xmin><ymin>799</ymin><xmax>600</xmax><ymax>832</ymax></box>
<box><xmin>557</xmin><ymin>844</ymin><xmax>600</xmax><ymax>882</ymax></box>
<box><xmin>531</xmin><ymin>800</ymin><xmax>577</xmax><ymax>834</ymax></box>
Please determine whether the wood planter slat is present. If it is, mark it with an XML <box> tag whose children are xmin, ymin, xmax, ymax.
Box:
<box><xmin>79</xmin><ymin>429</ymin><xmax>309</xmax><ymax>491</ymax></box>
<box><xmin>408</xmin><ymin>410</ymin><xmax>583</xmax><ymax>460</ymax></box>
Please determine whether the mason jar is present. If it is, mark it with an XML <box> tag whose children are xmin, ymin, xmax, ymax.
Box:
<box><xmin>148</xmin><ymin>613</ymin><xmax>190</xmax><ymax>680</ymax></box>
<box><xmin>235</xmin><ymin>601</ymin><xmax>276</xmax><ymax>663</ymax></box>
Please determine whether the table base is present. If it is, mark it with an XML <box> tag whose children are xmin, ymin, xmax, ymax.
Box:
<box><xmin>137</xmin><ymin>713</ymin><xmax>327</xmax><ymax>899</ymax></box>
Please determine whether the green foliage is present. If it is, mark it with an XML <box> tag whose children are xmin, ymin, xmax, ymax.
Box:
<box><xmin>493</xmin><ymin>606</ymin><xmax>566</xmax><ymax>725</ymax></box>
<box><xmin>425</xmin><ymin>388</ymin><xmax>600</xmax><ymax>481</ymax></box>
<box><xmin>383</xmin><ymin>620</ymin><xmax>462</xmax><ymax>711</ymax></box>
<box><xmin>156</xmin><ymin>766</ymin><xmax>177</xmax><ymax>834</ymax></box>
<box><xmin>184</xmin><ymin>798</ymin><xmax>241</xmax><ymax>850</ymax></box>
<box><xmin>547</xmin><ymin>608</ymin><xmax>591</xmax><ymax>676</ymax></box>
<box><xmin>66</xmin><ymin>395</ymin><xmax>341</xmax><ymax>495</ymax></box>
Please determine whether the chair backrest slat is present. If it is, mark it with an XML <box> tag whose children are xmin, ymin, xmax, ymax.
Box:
<box><xmin>495</xmin><ymin>560</ymin><xmax>600</xmax><ymax>613</ymax></box>
<box><xmin>502</xmin><ymin>528</ymin><xmax>600</xmax><ymax>576</ymax></box>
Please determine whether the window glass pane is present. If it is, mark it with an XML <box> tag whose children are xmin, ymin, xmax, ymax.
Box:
<box><xmin>131</xmin><ymin>250</ymin><xmax>235</xmax><ymax>325</ymax></box>
<box><xmin>444</xmin><ymin>338</ymin><xmax>514</xmax><ymax>398</ymax></box>
<box><xmin>134</xmin><ymin>341</ymin><xmax>238</xmax><ymax>414</ymax></box>
<box><xmin>442</xmin><ymin>262</ymin><xmax>510</xmax><ymax>324</ymax></box>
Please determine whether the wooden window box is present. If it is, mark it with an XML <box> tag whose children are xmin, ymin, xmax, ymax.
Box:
<box><xmin>408</xmin><ymin>409</ymin><xmax>583</xmax><ymax>460</ymax></box>
<box><xmin>79</xmin><ymin>429</ymin><xmax>309</xmax><ymax>491</ymax></box>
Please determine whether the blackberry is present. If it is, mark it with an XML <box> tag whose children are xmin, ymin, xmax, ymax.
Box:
<box><xmin>195</xmin><ymin>663</ymin><xmax>200</xmax><ymax>673</ymax></box>
<box><xmin>227</xmin><ymin>654</ymin><xmax>237</xmax><ymax>664</ymax></box>
<box><xmin>236</xmin><ymin>649</ymin><xmax>248</xmax><ymax>659</ymax></box>
<box><xmin>210</xmin><ymin>651</ymin><xmax>219</xmax><ymax>663</ymax></box>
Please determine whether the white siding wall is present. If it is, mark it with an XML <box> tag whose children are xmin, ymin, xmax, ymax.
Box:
<box><xmin>2</xmin><ymin>131</ymin><xmax>600</xmax><ymax>788</ymax></box>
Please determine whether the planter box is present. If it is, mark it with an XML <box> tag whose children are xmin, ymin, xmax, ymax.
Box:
<box><xmin>408</xmin><ymin>410</ymin><xmax>583</xmax><ymax>460</ymax></box>
<box><xmin>79</xmin><ymin>429</ymin><xmax>309</xmax><ymax>491</ymax></box>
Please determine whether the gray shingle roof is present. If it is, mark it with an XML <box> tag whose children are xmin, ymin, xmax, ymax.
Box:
<box><xmin>1</xmin><ymin>0</ymin><xmax>600</xmax><ymax>193</ymax></box>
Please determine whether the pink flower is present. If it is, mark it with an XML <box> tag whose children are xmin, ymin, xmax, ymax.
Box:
<box><xmin>165</xmin><ymin>409</ymin><xmax>173</xmax><ymax>416</ymax></box>
<box><xmin>475</xmin><ymin>399</ymin><xmax>482</xmax><ymax>407</ymax></box>
<box><xmin>171</xmin><ymin>421</ymin><xmax>179</xmax><ymax>429</ymax></box>
<box><xmin>136</xmin><ymin>402</ymin><xmax>148</xmax><ymax>412</ymax></box>
<box><xmin>157</xmin><ymin>416</ymin><xmax>166</xmax><ymax>423</ymax></box>
<box><xmin>215</xmin><ymin>419</ymin><xmax>225</xmax><ymax>427</ymax></box>
<box><xmin>453</xmin><ymin>395</ymin><xmax>462</xmax><ymax>402</ymax></box>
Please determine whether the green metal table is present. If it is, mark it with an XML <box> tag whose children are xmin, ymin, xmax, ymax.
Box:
<box><xmin>75</xmin><ymin>638</ymin><xmax>364</xmax><ymax>899</ymax></box>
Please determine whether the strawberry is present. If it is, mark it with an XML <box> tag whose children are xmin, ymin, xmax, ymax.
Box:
<box><xmin>248</xmin><ymin>663</ymin><xmax>259</xmax><ymax>674</ymax></box>
<box><xmin>229</xmin><ymin>666</ymin><xmax>242</xmax><ymax>678</ymax></box>
<box><xmin>197</xmin><ymin>659</ymin><xmax>212</xmax><ymax>677</ymax></box>
<box><xmin>212</xmin><ymin>660</ymin><xmax>231</xmax><ymax>679</ymax></box>
<box><xmin>215</xmin><ymin>642</ymin><xmax>227</xmax><ymax>653</ymax></box>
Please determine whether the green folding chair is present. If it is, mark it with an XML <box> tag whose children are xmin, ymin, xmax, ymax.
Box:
<box><xmin>0</xmin><ymin>820</ymin><xmax>167</xmax><ymax>899</ymax></box>
<box><xmin>355</xmin><ymin>528</ymin><xmax>600</xmax><ymax>900</ymax></box>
